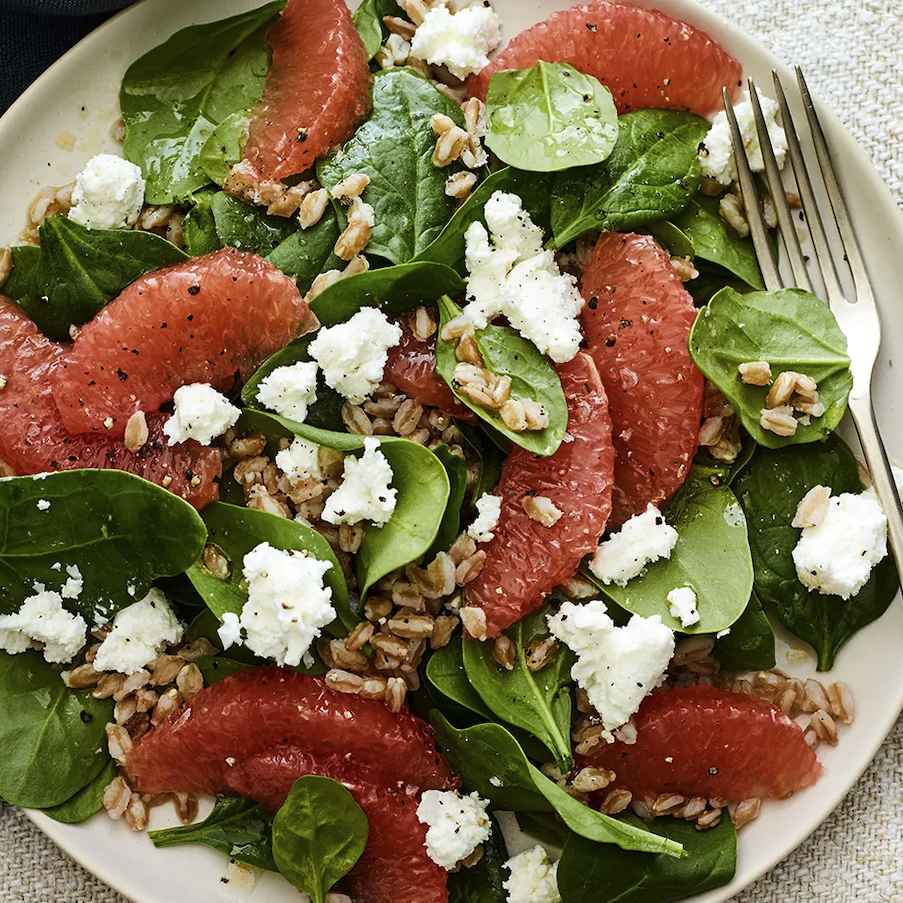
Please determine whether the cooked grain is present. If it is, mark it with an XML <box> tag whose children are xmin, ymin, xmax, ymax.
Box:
<box><xmin>792</xmin><ymin>485</ymin><xmax>830</xmax><ymax>528</ymax></box>
<box><xmin>738</xmin><ymin>360</ymin><xmax>773</xmax><ymax>386</ymax></box>
<box><xmin>446</xmin><ymin>171</ymin><xmax>478</xmax><ymax>199</ymax></box>
<box><xmin>760</xmin><ymin>405</ymin><xmax>798</xmax><ymax>436</ymax></box>
<box><xmin>0</xmin><ymin>248</ymin><xmax>11</xmax><ymax>291</ymax></box>
<box><xmin>298</xmin><ymin>188</ymin><xmax>330</xmax><ymax>229</ymax></box>
<box><xmin>492</xmin><ymin>636</ymin><xmax>515</xmax><ymax>670</ymax></box>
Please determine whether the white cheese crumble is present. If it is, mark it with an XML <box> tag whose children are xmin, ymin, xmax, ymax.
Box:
<box><xmin>463</xmin><ymin>192</ymin><xmax>584</xmax><ymax>363</ymax></box>
<box><xmin>61</xmin><ymin>564</ymin><xmax>84</xmax><ymax>600</ymax></box>
<box><xmin>275</xmin><ymin>436</ymin><xmax>326</xmax><ymax>483</ymax></box>
<box><xmin>0</xmin><ymin>590</ymin><xmax>87</xmax><ymax>664</ymax></box>
<box><xmin>410</xmin><ymin>5</ymin><xmax>502</xmax><ymax>80</ymax></box>
<box><xmin>467</xmin><ymin>493</ymin><xmax>502</xmax><ymax>542</ymax></box>
<box><xmin>699</xmin><ymin>90</ymin><xmax>788</xmax><ymax>185</ymax></box>
<box><xmin>217</xmin><ymin>611</ymin><xmax>242</xmax><ymax>651</ymax></box>
<box><xmin>93</xmin><ymin>589</ymin><xmax>183</xmax><ymax>674</ymax></box>
<box><xmin>666</xmin><ymin>586</ymin><xmax>699</xmax><ymax>628</ymax></box>
<box><xmin>322</xmin><ymin>437</ymin><xmax>397</xmax><ymax>527</ymax></box>
<box><xmin>256</xmin><ymin>361</ymin><xmax>319</xmax><ymax>423</ymax></box>
<box><xmin>792</xmin><ymin>489</ymin><xmax>888</xmax><ymax>600</ymax></box>
<box><xmin>548</xmin><ymin>600</ymin><xmax>675</xmax><ymax>731</ymax></box>
<box><xmin>416</xmin><ymin>790</ymin><xmax>492</xmax><ymax>870</ymax></box>
<box><xmin>163</xmin><ymin>383</ymin><xmax>240</xmax><ymax>447</ymax></box>
<box><xmin>308</xmin><ymin>308</ymin><xmax>402</xmax><ymax>404</ymax></box>
<box><xmin>36</xmin><ymin>499</ymin><xmax>50</xmax><ymax>511</ymax></box>
<box><xmin>68</xmin><ymin>153</ymin><xmax>146</xmax><ymax>230</ymax></box>
<box><xmin>589</xmin><ymin>504</ymin><xmax>678</xmax><ymax>586</ymax></box>
<box><xmin>239</xmin><ymin>542</ymin><xmax>335</xmax><ymax>667</ymax></box>
<box><xmin>503</xmin><ymin>846</ymin><xmax>561</xmax><ymax>903</ymax></box>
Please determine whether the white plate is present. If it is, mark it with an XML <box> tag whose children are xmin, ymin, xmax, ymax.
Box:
<box><xmin>3</xmin><ymin>1</ymin><xmax>903</xmax><ymax>901</ymax></box>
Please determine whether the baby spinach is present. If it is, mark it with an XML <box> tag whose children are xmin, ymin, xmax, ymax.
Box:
<box><xmin>309</xmin><ymin>260</ymin><xmax>464</xmax><ymax>328</ymax></box>
<box><xmin>642</xmin><ymin>221</ymin><xmax>695</xmax><ymax>260</ymax></box>
<box><xmin>182</xmin><ymin>191</ymin><xmax>222</xmax><ymax>257</ymax></box>
<box><xmin>426</xmin><ymin>637</ymin><xmax>495</xmax><ymax>719</ymax></box>
<box><xmin>713</xmin><ymin>593</ymin><xmax>776</xmax><ymax>671</ymax></box>
<box><xmin>3</xmin><ymin>245</ymin><xmax>41</xmax><ymax>302</ymax></box>
<box><xmin>187</xmin><ymin>501</ymin><xmax>356</xmax><ymax>634</ymax></box>
<box><xmin>43</xmin><ymin>759</ymin><xmax>117</xmax><ymax>824</ymax></box>
<box><xmin>265</xmin><ymin>210</ymin><xmax>343</xmax><ymax>293</ymax></box>
<box><xmin>550</xmin><ymin>109</ymin><xmax>709</xmax><ymax>248</ymax></box>
<box><xmin>462</xmin><ymin>606</ymin><xmax>574</xmax><ymax>770</ymax></box>
<box><xmin>120</xmin><ymin>1</ymin><xmax>284</xmax><ymax>203</ymax></box>
<box><xmin>209</xmin><ymin>191</ymin><xmax>297</xmax><ymax>256</ymax></box>
<box><xmin>516</xmin><ymin>810</ymin><xmax>571</xmax><ymax>848</ymax></box>
<box><xmin>318</xmin><ymin>68</ymin><xmax>466</xmax><ymax>264</ymax></box>
<box><xmin>197</xmin><ymin>655</ymin><xmax>257</xmax><ymax>683</ymax></box>
<box><xmin>428</xmin><ymin>446</ymin><xmax>468</xmax><ymax>557</ymax></box>
<box><xmin>458</xmin><ymin>423</ymin><xmax>505</xmax><ymax>499</ymax></box>
<box><xmin>435</xmin><ymin>297</ymin><xmax>568</xmax><ymax>457</ymax></box>
<box><xmin>352</xmin><ymin>0</ymin><xmax>403</xmax><ymax>59</ymax></box>
<box><xmin>0</xmin><ymin>651</ymin><xmax>113</xmax><ymax>808</ymax></box>
<box><xmin>272</xmin><ymin>775</ymin><xmax>369</xmax><ymax>903</ymax></box>
<box><xmin>150</xmin><ymin>795</ymin><xmax>277</xmax><ymax>871</ymax></box>
<box><xmin>12</xmin><ymin>215</ymin><xmax>187</xmax><ymax>342</ymax></box>
<box><xmin>558</xmin><ymin>815</ymin><xmax>736</xmax><ymax>903</ymax></box>
<box><xmin>430</xmin><ymin>715</ymin><xmax>683</xmax><ymax>857</ymax></box>
<box><xmin>732</xmin><ymin>434</ymin><xmax>898</xmax><ymax>669</ymax></box>
<box><xmin>485</xmin><ymin>63</ymin><xmax>617</xmax><ymax>172</ymax></box>
<box><xmin>689</xmin><ymin>287</ymin><xmax>853</xmax><ymax>448</ymax></box>
<box><xmin>198</xmin><ymin>110</ymin><xmax>248</xmax><ymax>187</ymax></box>
<box><xmin>0</xmin><ymin>470</ymin><xmax>206</xmax><ymax>624</ymax></box>
<box><xmin>448</xmin><ymin>813</ymin><xmax>508</xmax><ymax>903</ymax></box>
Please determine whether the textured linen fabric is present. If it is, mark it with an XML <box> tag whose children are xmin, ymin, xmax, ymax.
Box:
<box><xmin>1</xmin><ymin>1</ymin><xmax>902</xmax><ymax>901</ymax></box>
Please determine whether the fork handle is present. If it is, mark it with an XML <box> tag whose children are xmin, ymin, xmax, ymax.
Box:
<box><xmin>847</xmin><ymin>393</ymin><xmax>903</xmax><ymax>578</ymax></box>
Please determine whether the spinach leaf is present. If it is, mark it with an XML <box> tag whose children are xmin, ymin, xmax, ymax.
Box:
<box><xmin>120</xmin><ymin>1</ymin><xmax>284</xmax><ymax>203</ymax></box>
<box><xmin>429</xmin><ymin>445</ymin><xmax>468</xmax><ymax>557</ymax></box>
<box><xmin>550</xmin><ymin>109</ymin><xmax>709</xmax><ymax>248</ymax></box>
<box><xmin>272</xmin><ymin>775</ymin><xmax>369</xmax><ymax>903</ymax></box>
<box><xmin>187</xmin><ymin>501</ymin><xmax>356</xmax><ymax>635</ymax></box>
<box><xmin>2</xmin><ymin>245</ymin><xmax>41</xmax><ymax>303</ymax></box>
<box><xmin>592</xmin><ymin>485</ymin><xmax>753</xmax><ymax>634</ymax></box>
<box><xmin>642</xmin><ymin>221</ymin><xmax>695</xmax><ymax>260</ymax></box>
<box><xmin>0</xmin><ymin>470</ymin><xmax>206</xmax><ymax>624</ymax></box>
<box><xmin>448</xmin><ymin>813</ymin><xmax>508</xmax><ymax>903</ymax></box>
<box><xmin>426</xmin><ymin>636</ymin><xmax>495</xmax><ymax>719</ymax></box>
<box><xmin>458</xmin><ymin>423</ymin><xmax>505</xmax><ymax>498</ymax></box>
<box><xmin>266</xmin><ymin>209</ymin><xmax>343</xmax><ymax>293</ymax></box>
<box><xmin>182</xmin><ymin>191</ymin><xmax>222</xmax><ymax>257</ymax></box>
<box><xmin>516</xmin><ymin>810</ymin><xmax>571</xmax><ymax>848</ymax></box>
<box><xmin>15</xmin><ymin>215</ymin><xmax>187</xmax><ymax>342</ymax></box>
<box><xmin>196</xmin><ymin>655</ymin><xmax>258</xmax><ymax>684</ymax></box>
<box><xmin>209</xmin><ymin>191</ymin><xmax>297</xmax><ymax>256</ymax></box>
<box><xmin>352</xmin><ymin>0</ymin><xmax>403</xmax><ymax>59</ymax></box>
<box><xmin>436</xmin><ymin>297</ymin><xmax>567</xmax><ymax>457</ymax></box>
<box><xmin>198</xmin><ymin>110</ymin><xmax>248</xmax><ymax>187</ymax></box>
<box><xmin>689</xmin><ymin>287</ymin><xmax>853</xmax><ymax>448</ymax></box>
<box><xmin>310</xmin><ymin>260</ymin><xmax>465</xmax><ymax>328</ymax></box>
<box><xmin>430</xmin><ymin>715</ymin><xmax>683</xmax><ymax>857</ymax></box>
<box><xmin>557</xmin><ymin>815</ymin><xmax>736</xmax><ymax>903</ymax></box>
<box><xmin>150</xmin><ymin>795</ymin><xmax>277</xmax><ymax>871</ymax></box>
<box><xmin>462</xmin><ymin>606</ymin><xmax>574</xmax><ymax>770</ymax></box>
<box><xmin>43</xmin><ymin>759</ymin><xmax>117</xmax><ymax>824</ymax></box>
<box><xmin>732</xmin><ymin>434</ymin><xmax>898</xmax><ymax>669</ymax></box>
<box><xmin>318</xmin><ymin>69</ymin><xmax>466</xmax><ymax>264</ymax></box>
<box><xmin>485</xmin><ymin>62</ymin><xmax>618</xmax><ymax>172</ymax></box>
<box><xmin>713</xmin><ymin>593</ymin><xmax>776</xmax><ymax>671</ymax></box>
<box><xmin>0</xmin><ymin>650</ymin><xmax>113</xmax><ymax>808</ymax></box>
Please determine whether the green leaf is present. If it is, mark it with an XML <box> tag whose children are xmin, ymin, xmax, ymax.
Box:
<box><xmin>485</xmin><ymin>62</ymin><xmax>618</xmax><ymax>172</ymax></box>
<box><xmin>209</xmin><ymin>191</ymin><xmax>297</xmax><ymax>256</ymax></box>
<box><xmin>3</xmin><ymin>245</ymin><xmax>41</xmax><ymax>303</ymax></box>
<box><xmin>713</xmin><ymin>593</ymin><xmax>776</xmax><ymax>671</ymax></box>
<box><xmin>352</xmin><ymin>0</ymin><xmax>403</xmax><ymax>59</ymax></box>
<box><xmin>732</xmin><ymin>434</ymin><xmax>898</xmax><ymax>669</ymax></box>
<box><xmin>120</xmin><ymin>1</ymin><xmax>285</xmax><ymax>203</ymax></box>
<box><xmin>272</xmin><ymin>775</ymin><xmax>369</xmax><ymax>903</ymax></box>
<box><xmin>458</xmin><ymin>423</ymin><xmax>505</xmax><ymax>499</ymax></box>
<box><xmin>182</xmin><ymin>191</ymin><xmax>222</xmax><ymax>257</ymax></box>
<box><xmin>42</xmin><ymin>759</ymin><xmax>117</xmax><ymax>824</ymax></box>
<box><xmin>318</xmin><ymin>69</ymin><xmax>466</xmax><ymax>264</ymax></box>
<box><xmin>426</xmin><ymin>636</ymin><xmax>495</xmax><ymax>719</ymax></box>
<box><xmin>0</xmin><ymin>650</ymin><xmax>113</xmax><ymax>808</ymax></box>
<box><xmin>0</xmin><ymin>470</ymin><xmax>206</xmax><ymax>624</ymax></box>
<box><xmin>187</xmin><ymin>501</ymin><xmax>356</xmax><ymax>634</ymax></box>
<box><xmin>558</xmin><ymin>815</ymin><xmax>736</xmax><ymax>903</ymax></box>
<box><xmin>550</xmin><ymin>109</ymin><xmax>709</xmax><ymax>248</ymax></box>
<box><xmin>430</xmin><ymin>715</ymin><xmax>683</xmax><ymax>857</ymax></box>
<box><xmin>16</xmin><ymin>215</ymin><xmax>187</xmax><ymax>341</ymax></box>
<box><xmin>462</xmin><ymin>605</ymin><xmax>574</xmax><ymax>769</ymax></box>
<box><xmin>429</xmin><ymin>446</ymin><xmax>469</xmax><ymax>557</ymax></box>
<box><xmin>448</xmin><ymin>813</ymin><xmax>508</xmax><ymax>903</ymax></box>
<box><xmin>265</xmin><ymin>209</ymin><xmax>343</xmax><ymax>294</ymax></box>
<box><xmin>310</xmin><ymin>260</ymin><xmax>465</xmax><ymax>328</ymax></box>
<box><xmin>591</xmin><ymin>485</ymin><xmax>754</xmax><ymax>634</ymax></box>
<box><xmin>516</xmin><ymin>810</ymin><xmax>571</xmax><ymax>848</ymax></box>
<box><xmin>435</xmin><ymin>297</ymin><xmax>568</xmax><ymax>457</ymax></box>
<box><xmin>689</xmin><ymin>287</ymin><xmax>853</xmax><ymax>448</ymax></box>
<box><xmin>642</xmin><ymin>220</ymin><xmax>695</xmax><ymax>260</ymax></box>
<box><xmin>196</xmin><ymin>654</ymin><xmax>259</xmax><ymax>683</ymax></box>
<box><xmin>198</xmin><ymin>110</ymin><xmax>248</xmax><ymax>187</ymax></box>
<box><xmin>150</xmin><ymin>795</ymin><xmax>277</xmax><ymax>871</ymax></box>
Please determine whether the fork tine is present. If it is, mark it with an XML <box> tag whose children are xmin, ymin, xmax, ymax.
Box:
<box><xmin>772</xmin><ymin>71</ymin><xmax>845</xmax><ymax>307</ymax></box>
<box><xmin>747</xmin><ymin>78</ymin><xmax>812</xmax><ymax>293</ymax></box>
<box><xmin>721</xmin><ymin>87</ymin><xmax>782</xmax><ymax>291</ymax></box>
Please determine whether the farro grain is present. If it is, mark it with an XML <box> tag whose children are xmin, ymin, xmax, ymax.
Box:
<box><xmin>699</xmin><ymin>176</ymin><xmax>725</xmax><ymax>196</ymax></box>
<box><xmin>344</xmin><ymin>621</ymin><xmax>375</xmax><ymax>653</ymax></box>
<box><xmin>113</xmin><ymin>669</ymin><xmax>151</xmax><ymax>702</ymax></box>
<box><xmin>174</xmin><ymin>793</ymin><xmax>199</xmax><ymax>824</ymax></box>
<box><xmin>61</xmin><ymin>663</ymin><xmax>101</xmax><ymax>688</ymax></box>
<box><xmin>360</xmin><ymin>676</ymin><xmax>389</xmax><ymax>700</ymax></box>
<box><xmin>326</xmin><ymin>669</ymin><xmax>365</xmax><ymax>694</ymax></box>
<box><xmin>760</xmin><ymin>405</ymin><xmax>798</xmax><ymax>436</ymax></box>
<box><xmin>761</xmin><ymin>194</ymin><xmax>778</xmax><ymax>229</ymax></box>
<box><xmin>114</xmin><ymin>695</ymin><xmax>138</xmax><ymax>724</ymax></box>
<box><xmin>93</xmin><ymin>672</ymin><xmax>125</xmax><ymax>699</ymax></box>
<box><xmin>572</xmin><ymin>767</ymin><xmax>615</xmax><ymax>793</ymax></box>
<box><xmin>430</xmin><ymin>615</ymin><xmax>458</xmax><ymax>649</ymax></box>
<box><xmin>448</xmin><ymin>533</ymin><xmax>477</xmax><ymax>565</ymax></box>
<box><xmin>600</xmin><ymin>788</ymin><xmax>632</xmax><ymax>815</ymax></box>
<box><xmin>696</xmin><ymin>807</ymin><xmax>722</xmax><ymax>830</ymax></box>
<box><xmin>364</xmin><ymin>597</ymin><xmax>393</xmax><ymax>622</ymax></box>
<box><xmin>0</xmin><ymin>248</ymin><xmax>11</xmax><ymax>291</ymax></box>
<box><xmin>792</xmin><ymin>485</ymin><xmax>831</xmax><ymax>528</ymax></box>
<box><xmin>331</xmin><ymin>173</ymin><xmax>370</xmax><ymax>201</ymax></box>
<box><xmin>526</xmin><ymin>637</ymin><xmax>559</xmax><ymax>672</ymax></box>
<box><xmin>500</xmin><ymin>398</ymin><xmax>528</xmax><ymax>431</ymax></box>
<box><xmin>103</xmin><ymin>777</ymin><xmax>132</xmax><ymax>819</ymax></box>
<box><xmin>673</xmin><ymin>635</ymin><xmax>715</xmax><ymax>666</ymax></box>
<box><xmin>827</xmin><ymin>681</ymin><xmax>854</xmax><ymax>724</ymax></box>
<box><xmin>385</xmin><ymin>676</ymin><xmax>407</xmax><ymax>712</ymax></box>
<box><xmin>738</xmin><ymin>360</ymin><xmax>773</xmax><ymax>386</ymax></box>
<box><xmin>106</xmin><ymin>724</ymin><xmax>133</xmax><ymax>764</ymax></box>
<box><xmin>728</xmin><ymin>798</ymin><xmax>761</xmax><ymax>828</ymax></box>
<box><xmin>125</xmin><ymin>794</ymin><xmax>149</xmax><ymax>831</ymax></box>
<box><xmin>809</xmin><ymin>709</ymin><xmax>838</xmax><ymax>745</ymax></box>
<box><xmin>176</xmin><ymin>663</ymin><xmax>203</xmax><ymax>700</ymax></box>
<box><xmin>152</xmin><ymin>688</ymin><xmax>182</xmax><ymax>726</ymax></box>
<box><xmin>492</xmin><ymin>636</ymin><xmax>515</xmax><ymax>670</ymax></box>
<box><xmin>802</xmin><ymin>678</ymin><xmax>832</xmax><ymax>714</ymax></box>
<box><xmin>653</xmin><ymin>793</ymin><xmax>686</xmax><ymax>815</ymax></box>
<box><xmin>342</xmin><ymin>403</ymin><xmax>374</xmax><ymax>435</ymax></box>
<box><xmin>370</xmin><ymin>633</ymin><xmax>410</xmax><ymax>660</ymax></box>
<box><xmin>454</xmin><ymin>550</ymin><xmax>487</xmax><ymax>585</ymax></box>
<box><xmin>383</xmin><ymin>14</ymin><xmax>416</xmax><ymax>39</ymax></box>
<box><xmin>178</xmin><ymin>638</ymin><xmax>217</xmax><ymax>662</ymax></box>
<box><xmin>445</xmin><ymin>171</ymin><xmax>478</xmax><ymax>199</ymax></box>
<box><xmin>460</xmin><ymin>606</ymin><xmax>488</xmax><ymax>641</ymax></box>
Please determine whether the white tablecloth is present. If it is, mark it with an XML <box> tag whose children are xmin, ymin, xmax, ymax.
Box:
<box><xmin>1</xmin><ymin>0</ymin><xmax>902</xmax><ymax>900</ymax></box>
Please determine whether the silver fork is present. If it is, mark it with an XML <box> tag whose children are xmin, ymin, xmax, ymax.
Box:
<box><xmin>722</xmin><ymin>69</ymin><xmax>903</xmax><ymax>576</ymax></box>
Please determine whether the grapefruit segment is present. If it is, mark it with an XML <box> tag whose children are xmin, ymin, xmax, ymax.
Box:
<box><xmin>51</xmin><ymin>248</ymin><xmax>318</xmax><ymax>438</ymax></box>
<box><xmin>243</xmin><ymin>0</ymin><xmax>372</xmax><ymax>181</ymax></box>
<box><xmin>0</xmin><ymin>297</ymin><xmax>220</xmax><ymax>508</ymax></box>
<box><xmin>463</xmin><ymin>352</ymin><xmax>614</xmax><ymax>638</ymax></box>
<box><xmin>468</xmin><ymin>0</ymin><xmax>741</xmax><ymax>116</ymax></box>
<box><xmin>580</xmin><ymin>232</ymin><xmax>704</xmax><ymax>527</ymax></box>
<box><xmin>584</xmin><ymin>685</ymin><xmax>822</xmax><ymax>801</ymax></box>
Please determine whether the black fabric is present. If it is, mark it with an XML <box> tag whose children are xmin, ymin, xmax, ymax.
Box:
<box><xmin>0</xmin><ymin>1</ymin><xmax>138</xmax><ymax>115</ymax></box>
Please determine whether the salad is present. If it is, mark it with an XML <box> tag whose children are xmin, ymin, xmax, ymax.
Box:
<box><xmin>0</xmin><ymin>0</ymin><xmax>895</xmax><ymax>901</ymax></box>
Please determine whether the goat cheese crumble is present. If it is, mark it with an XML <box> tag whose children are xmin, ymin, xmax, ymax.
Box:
<box><xmin>217</xmin><ymin>611</ymin><xmax>242</xmax><ymax>651</ymax></box>
<box><xmin>93</xmin><ymin>589</ymin><xmax>183</xmax><ymax>674</ymax></box>
<box><xmin>36</xmin><ymin>499</ymin><xmax>50</xmax><ymax>511</ymax></box>
<box><xmin>0</xmin><ymin>590</ymin><xmax>87</xmax><ymax>664</ymax></box>
<box><xmin>503</xmin><ymin>846</ymin><xmax>561</xmax><ymax>903</ymax></box>
<box><xmin>792</xmin><ymin>489</ymin><xmax>887</xmax><ymax>599</ymax></box>
<box><xmin>416</xmin><ymin>790</ymin><xmax>492</xmax><ymax>870</ymax></box>
<box><xmin>322</xmin><ymin>437</ymin><xmax>397</xmax><ymax>527</ymax></box>
<box><xmin>163</xmin><ymin>383</ymin><xmax>240</xmax><ymax>446</ymax></box>
<box><xmin>463</xmin><ymin>192</ymin><xmax>584</xmax><ymax>363</ymax></box>
<box><xmin>548</xmin><ymin>600</ymin><xmax>675</xmax><ymax>731</ymax></box>
<box><xmin>666</xmin><ymin>586</ymin><xmax>700</xmax><ymax>628</ymax></box>
<box><xmin>61</xmin><ymin>564</ymin><xmax>84</xmax><ymax>600</ymax></box>
<box><xmin>410</xmin><ymin>4</ymin><xmax>502</xmax><ymax>80</ymax></box>
<box><xmin>589</xmin><ymin>504</ymin><xmax>678</xmax><ymax>586</ymax></box>
<box><xmin>275</xmin><ymin>436</ymin><xmax>326</xmax><ymax>483</ymax></box>
<box><xmin>68</xmin><ymin>153</ymin><xmax>146</xmax><ymax>230</ymax></box>
<box><xmin>256</xmin><ymin>361</ymin><xmax>319</xmax><ymax>423</ymax></box>
<box><xmin>468</xmin><ymin>493</ymin><xmax>502</xmax><ymax>542</ymax></box>
<box><xmin>308</xmin><ymin>308</ymin><xmax>402</xmax><ymax>404</ymax></box>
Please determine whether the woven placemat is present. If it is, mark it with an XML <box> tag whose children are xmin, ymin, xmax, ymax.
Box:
<box><xmin>1</xmin><ymin>0</ymin><xmax>902</xmax><ymax>900</ymax></box>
